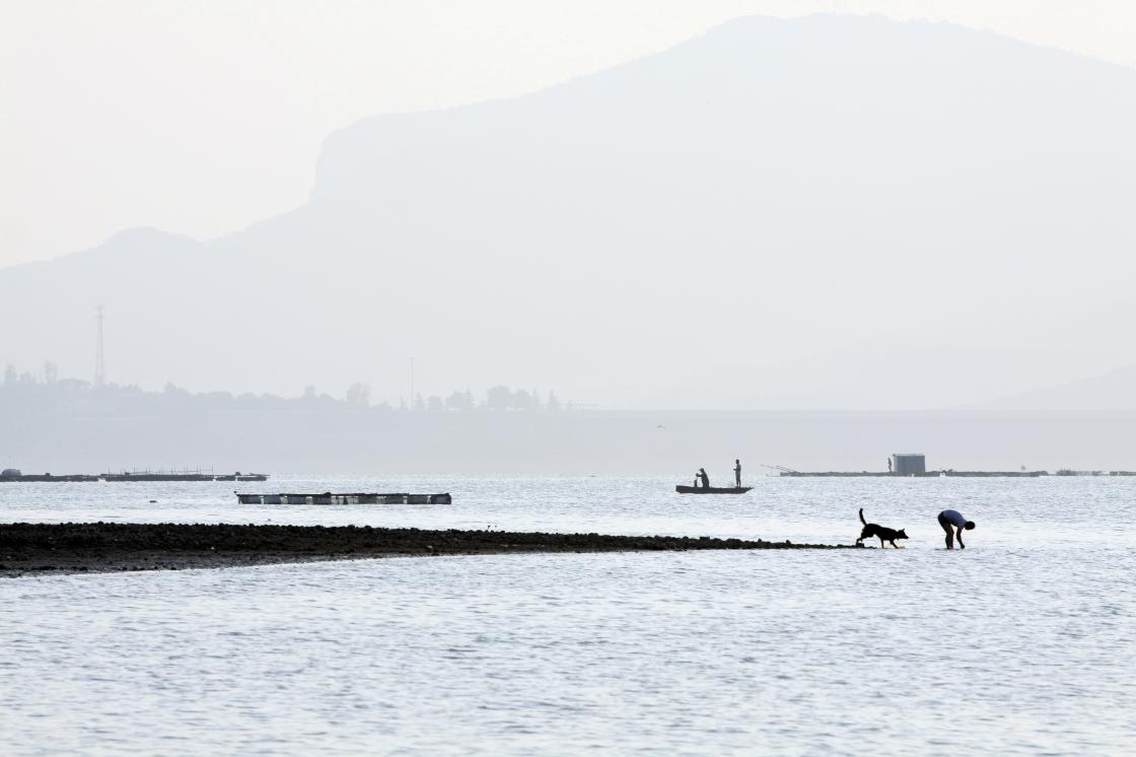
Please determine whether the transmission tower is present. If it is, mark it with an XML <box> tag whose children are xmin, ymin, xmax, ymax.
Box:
<box><xmin>94</xmin><ymin>305</ymin><xmax>106</xmax><ymax>386</ymax></box>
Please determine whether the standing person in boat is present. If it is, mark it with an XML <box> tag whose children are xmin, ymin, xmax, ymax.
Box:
<box><xmin>937</xmin><ymin>509</ymin><xmax>976</xmax><ymax>549</ymax></box>
<box><xmin>693</xmin><ymin>473</ymin><xmax>700</xmax><ymax>489</ymax></box>
<box><xmin>698</xmin><ymin>468</ymin><xmax>710</xmax><ymax>489</ymax></box>
<box><xmin>734</xmin><ymin>459</ymin><xmax>742</xmax><ymax>488</ymax></box>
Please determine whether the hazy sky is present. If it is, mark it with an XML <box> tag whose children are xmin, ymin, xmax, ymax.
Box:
<box><xmin>1</xmin><ymin>1</ymin><xmax>1134</xmax><ymax>268</ymax></box>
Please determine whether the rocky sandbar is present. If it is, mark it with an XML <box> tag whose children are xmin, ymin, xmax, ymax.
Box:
<box><xmin>0</xmin><ymin>521</ymin><xmax>854</xmax><ymax>577</ymax></box>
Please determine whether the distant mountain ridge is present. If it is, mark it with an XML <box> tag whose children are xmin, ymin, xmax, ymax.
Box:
<box><xmin>984</xmin><ymin>364</ymin><xmax>1136</xmax><ymax>411</ymax></box>
<box><xmin>4</xmin><ymin>14</ymin><xmax>1136</xmax><ymax>409</ymax></box>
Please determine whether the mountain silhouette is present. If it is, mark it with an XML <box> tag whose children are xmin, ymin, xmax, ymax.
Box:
<box><xmin>4</xmin><ymin>15</ymin><xmax>1136</xmax><ymax>408</ymax></box>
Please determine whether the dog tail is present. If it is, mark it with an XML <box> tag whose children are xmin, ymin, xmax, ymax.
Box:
<box><xmin>859</xmin><ymin>508</ymin><xmax>867</xmax><ymax>525</ymax></box>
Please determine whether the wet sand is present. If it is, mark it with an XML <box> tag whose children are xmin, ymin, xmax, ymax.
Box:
<box><xmin>0</xmin><ymin>522</ymin><xmax>855</xmax><ymax>577</ymax></box>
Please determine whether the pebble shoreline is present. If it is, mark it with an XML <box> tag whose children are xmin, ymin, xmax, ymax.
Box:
<box><xmin>0</xmin><ymin>521</ymin><xmax>858</xmax><ymax>577</ymax></box>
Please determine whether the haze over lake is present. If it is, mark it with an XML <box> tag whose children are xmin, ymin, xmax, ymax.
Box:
<box><xmin>4</xmin><ymin>6</ymin><xmax>1136</xmax><ymax>755</ymax></box>
<box><xmin>4</xmin><ymin>14</ymin><xmax>1136</xmax><ymax>412</ymax></box>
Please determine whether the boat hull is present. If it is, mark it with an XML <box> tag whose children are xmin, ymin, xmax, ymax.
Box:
<box><xmin>675</xmin><ymin>485</ymin><xmax>752</xmax><ymax>494</ymax></box>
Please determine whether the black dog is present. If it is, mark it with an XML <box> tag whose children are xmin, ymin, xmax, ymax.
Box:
<box><xmin>857</xmin><ymin>508</ymin><xmax>908</xmax><ymax>548</ymax></box>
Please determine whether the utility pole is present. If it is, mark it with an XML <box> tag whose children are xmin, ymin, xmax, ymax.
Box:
<box><xmin>94</xmin><ymin>305</ymin><xmax>106</xmax><ymax>387</ymax></box>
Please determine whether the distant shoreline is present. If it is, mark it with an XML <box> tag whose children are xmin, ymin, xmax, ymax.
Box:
<box><xmin>0</xmin><ymin>522</ymin><xmax>853</xmax><ymax>577</ymax></box>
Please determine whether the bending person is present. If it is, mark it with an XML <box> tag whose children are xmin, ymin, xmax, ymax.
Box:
<box><xmin>937</xmin><ymin>509</ymin><xmax>976</xmax><ymax>549</ymax></box>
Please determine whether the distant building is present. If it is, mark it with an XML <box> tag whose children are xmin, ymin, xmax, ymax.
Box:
<box><xmin>890</xmin><ymin>453</ymin><xmax>926</xmax><ymax>475</ymax></box>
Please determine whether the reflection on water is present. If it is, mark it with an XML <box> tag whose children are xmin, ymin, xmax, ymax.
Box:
<box><xmin>2</xmin><ymin>476</ymin><xmax>1134</xmax><ymax>754</ymax></box>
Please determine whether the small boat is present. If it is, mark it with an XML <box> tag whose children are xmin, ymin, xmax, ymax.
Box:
<box><xmin>675</xmin><ymin>485</ymin><xmax>752</xmax><ymax>494</ymax></box>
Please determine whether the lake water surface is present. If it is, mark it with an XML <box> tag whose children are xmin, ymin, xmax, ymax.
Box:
<box><xmin>2</xmin><ymin>475</ymin><xmax>1134</xmax><ymax>754</ymax></box>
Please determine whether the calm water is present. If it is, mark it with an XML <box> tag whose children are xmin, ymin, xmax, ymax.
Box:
<box><xmin>2</xmin><ymin>475</ymin><xmax>1134</xmax><ymax>754</ymax></box>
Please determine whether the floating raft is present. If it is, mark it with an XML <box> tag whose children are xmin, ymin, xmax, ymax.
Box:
<box><xmin>778</xmin><ymin>470</ymin><xmax>1136</xmax><ymax>477</ymax></box>
<box><xmin>0</xmin><ymin>471</ymin><xmax>268</xmax><ymax>482</ymax></box>
<box><xmin>236</xmin><ymin>492</ymin><xmax>452</xmax><ymax>505</ymax></box>
<box><xmin>675</xmin><ymin>485</ymin><xmax>753</xmax><ymax>494</ymax></box>
<box><xmin>104</xmin><ymin>473</ymin><xmax>269</xmax><ymax>482</ymax></box>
